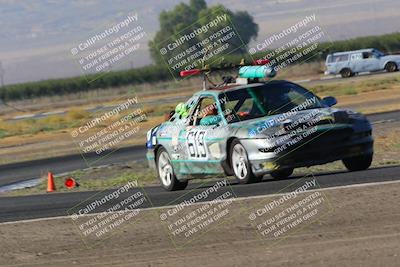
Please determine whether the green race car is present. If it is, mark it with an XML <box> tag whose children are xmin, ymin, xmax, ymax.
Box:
<box><xmin>146</xmin><ymin>68</ymin><xmax>373</xmax><ymax>191</ymax></box>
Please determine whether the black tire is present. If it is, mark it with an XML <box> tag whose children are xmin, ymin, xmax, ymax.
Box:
<box><xmin>270</xmin><ymin>168</ymin><xmax>294</xmax><ymax>179</ymax></box>
<box><xmin>340</xmin><ymin>68</ymin><xmax>353</xmax><ymax>78</ymax></box>
<box><xmin>342</xmin><ymin>154</ymin><xmax>373</xmax><ymax>172</ymax></box>
<box><xmin>156</xmin><ymin>147</ymin><xmax>188</xmax><ymax>191</ymax></box>
<box><xmin>229</xmin><ymin>139</ymin><xmax>261</xmax><ymax>184</ymax></box>
<box><xmin>385</xmin><ymin>62</ymin><xmax>398</xmax><ymax>72</ymax></box>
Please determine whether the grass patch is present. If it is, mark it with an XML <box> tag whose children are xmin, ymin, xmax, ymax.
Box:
<box><xmin>0</xmin><ymin>105</ymin><xmax>151</xmax><ymax>138</ymax></box>
<box><xmin>309</xmin><ymin>76</ymin><xmax>399</xmax><ymax>97</ymax></box>
<box><xmin>342</xmin><ymin>87</ymin><xmax>358</xmax><ymax>95</ymax></box>
<box><xmin>0</xmin><ymin>115</ymin><xmax>81</xmax><ymax>137</ymax></box>
<box><xmin>0</xmin><ymin>128</ymin><xmax>8</xmax><ymax>138</ymax></box>
<box><xmin>68</xmin><ymin>108</ymin><xmax>90</xmax><ymax>120</ymax></box>
<box><xmin>393</xmin><ymin>143</ymin><xmax>400</xmax><ymax>149</ymax></box>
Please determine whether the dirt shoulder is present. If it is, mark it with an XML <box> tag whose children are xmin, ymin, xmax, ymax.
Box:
<box><xmin>1</xmin><ymin>181</ymin><xmax>399</xmax><ymax>267</ymax></box>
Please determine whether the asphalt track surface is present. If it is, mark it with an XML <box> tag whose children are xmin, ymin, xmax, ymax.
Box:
<box><xmin>0</xmin><ymin>110</ymin><xmax>398</xmax><ymax>188</ymax></box>
<box><xmin>0</xmin><ymin>165</ymin><xmax>399</xmax><ymax>223</ymax></box>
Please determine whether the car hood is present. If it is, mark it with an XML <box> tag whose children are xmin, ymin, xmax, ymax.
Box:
<box><xmin>383</xmin><ymin>55</ymin><xmax>400</xmax><ymax>62</ymax></box>
<box><xmin>231</xmin><ymin>108</ymin><xmax>340</xmax><ymax>137</ymax></box>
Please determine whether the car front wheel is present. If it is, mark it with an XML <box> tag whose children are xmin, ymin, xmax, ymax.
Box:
<box><xmin>156</xmin><ymin>147</ymin><xmax>188</xmax><ymax>191</ymax></box>
<box><xmin>230</xmin><ymin>140</ymin><xmax>261</xmax><ymax>184</ymax></box>
<box><xmin>342</xmin><ymin>154</ymin><xmax>373</xmax><ymax>171</ymax></box>
<box><xmin>385</xmin><ymin>62</ymin><xmax>398</xmax><ymax>72</ymax></box>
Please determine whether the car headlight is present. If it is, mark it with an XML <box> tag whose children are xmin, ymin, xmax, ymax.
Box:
<box><xmin>346</xmin><ymin>110</ymin><xmax>365</xmax><ymax>120</ymax></box>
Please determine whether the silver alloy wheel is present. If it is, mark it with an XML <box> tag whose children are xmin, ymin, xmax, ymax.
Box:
<box><xmin>157</xmin><ymin>151</ymin><xmax>173</xmax><ymax>187</ymax></box>
<box><xmin>231</xmin><ymin>143</ymin><xmax>248</xmax><ymax>179</ymax></box>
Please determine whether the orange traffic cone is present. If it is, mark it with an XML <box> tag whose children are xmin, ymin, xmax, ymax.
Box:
<box><xmin>47</xmin><ymin>172</ymin><xmax>56</xmax><ymax>192</ymax></box>
<box><xmin>64</xmin><ymin>177</ymin><xmax>79</xmax><ymax>189</ymax></box>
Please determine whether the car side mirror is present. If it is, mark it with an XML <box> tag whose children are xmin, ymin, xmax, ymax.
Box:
<box><xmin>322</xmin><ymin>96</ymin><xmax>337</xmax><ymax>107</ymax></box>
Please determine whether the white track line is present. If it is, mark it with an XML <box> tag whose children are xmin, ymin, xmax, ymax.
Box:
<box><xmin>1</xmin><ymin>178</ymin><xmax>400</xmax><ymax>225</ymax></box>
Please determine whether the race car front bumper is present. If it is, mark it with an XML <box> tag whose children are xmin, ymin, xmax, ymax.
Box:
<box><xmin>241</xmin><ymin>125</ymin><xmax>373</xmax><ymax>176</ymax></box>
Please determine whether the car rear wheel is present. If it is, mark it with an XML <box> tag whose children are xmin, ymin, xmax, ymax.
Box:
<box><xmin>270</xmin><ymin>168</ymin><xmax>294</xmax><ymax>179</ymax></box>
<box><xmin>230</xmin><ymin>140</ymin><xmax>261</xmax><ymax>184</ymax></box>
<box><xmin>385</xmin><ymin>62</ymin><xmax>398</xmax><ymax>72</ymax></box>
<box><xmin>340</xmin><ymin>68</ymin><xmax>353</xmax><ymax>78</ymax></box>
<box><xmin>156</xmin><ymin>147</ymin><xmax>188</xmax><ymax>191</ymax></box>
<box><xmin>342</xmin><ymin>154</ymin><xmax>373</xmax><ymax>171</ymax></box>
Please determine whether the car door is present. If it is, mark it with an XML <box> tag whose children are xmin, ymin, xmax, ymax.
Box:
<box><xmin>360</xmin><ymin>51</ymin><xmax>381</xmax><ymax>72</ymax></box>
<box><xmin>157</xmin><ymin>95</ymin><xmax>198</xmax><ymax>163</ymax></box>
<box><xmin>177</xmin><ymin>95</ymin><xmax>225</xmax><ymax>175</ymax></box>
<box><xmin>349</xmin><ymin>52</ymin><xmax>363</xmax><ymax>73</ymax></box>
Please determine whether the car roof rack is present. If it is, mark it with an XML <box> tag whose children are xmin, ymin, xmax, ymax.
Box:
<box><xmin>179</xmin><ymin>59</ymin><xmax>275</xmax><ymax>90</ymax></box>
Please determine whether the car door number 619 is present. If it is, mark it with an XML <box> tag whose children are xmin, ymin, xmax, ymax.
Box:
<box><xmin>186</xmin><ymin>130</ymin><xmax>207</xmax><ymax>159</ymax></box>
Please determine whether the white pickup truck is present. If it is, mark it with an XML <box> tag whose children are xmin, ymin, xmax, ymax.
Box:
<box><xmin>325</xmin><ymin>48</ymin><xmax>400</xmax><ymax>78</ymax></box>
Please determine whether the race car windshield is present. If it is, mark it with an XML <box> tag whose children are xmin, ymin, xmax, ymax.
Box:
<box><xmin>219</xmin><ymin>82</ymin><xmax>323</xmax><ymax>123</ymax></box>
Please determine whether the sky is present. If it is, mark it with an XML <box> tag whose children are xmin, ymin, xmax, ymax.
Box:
<box><xmin>0</xmin><ymin>0</ymin><xmax>399</xmax><ymax>85</ymax></box>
